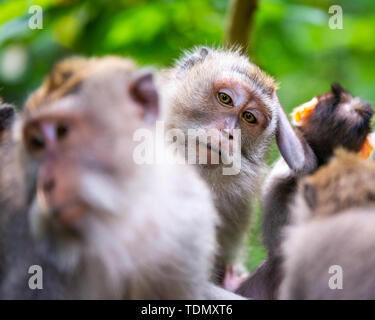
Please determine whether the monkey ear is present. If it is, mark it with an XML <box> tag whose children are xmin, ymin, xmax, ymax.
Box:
<box><xmin>176</xmin><ymin>46</ymin><xmax>210</xmax><ymax>74</ymax></box>
<box><xmin>129</xmin><ymin>70</ymin><xmax>159</xmax><ymax>124</ymax></box>
<box><xmin>302</xmin><ymin>182</ymin><xmax>317</xmax><ymax>210</ymax></box>
<box><xmin>274</xmin><ymin>94</ymin><xmax>317</xmax><ymax>174</ymax></box>
<box><xmin>331</xmin><ymin>82</ymin><xmax>347</xmax><ymax>98</ymax></box>
<box><xmin>0</xmin><ymin>104</ymin><xmax>15</xmax><ymax>132</ymax></box>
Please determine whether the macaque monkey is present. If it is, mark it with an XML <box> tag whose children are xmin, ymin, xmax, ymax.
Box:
<box><xmin>161</xmin><ymin>46</ymin><xmax>316</xmax><ymax>286</ymax></box>
<box><xmin>0</xmin><ymin>57</ymin><xmax>241</xmax><ymax>299</ymax></box>
<box><xmin>280</xmin><ymin>151</ymin><xmax>375</xmax><ymax>299</ymax></box>
<box><xmin>237</xmin><ymin>84</ymin><xmax>374</xmax><ymax>299</ymax></box>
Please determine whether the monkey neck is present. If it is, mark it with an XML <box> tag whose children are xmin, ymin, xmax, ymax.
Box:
<box><xmin>198</xmin><ymin>158</ymin><xmax>262</xmax><ymax>266</ymax></box>
<box><xmin>34</xmin><ymin>160</ymin><xmax>216</xmax><ymax>299</ymax></box>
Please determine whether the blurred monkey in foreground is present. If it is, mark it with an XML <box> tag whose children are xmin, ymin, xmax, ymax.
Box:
<box><xmin>238</xmin><ymin>84</ymin><xmax>374</xmax><ymax>299</ymax></box>
<box><xmin>0</xmin><ymin>57</ymin><xmax>241</xmax><ymax>299</ymax></box>
<box><xmin>161</xmin><ymin>47</ymin><xmax>316</xmax><ymax>287</ymax></box>
<box><xmin>280</xmin><ymin>151</ymin><xmax>375</xmax><ymax>299</ymax></box>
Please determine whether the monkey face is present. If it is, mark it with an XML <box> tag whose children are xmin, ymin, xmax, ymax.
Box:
<box><xmin>166</xmin><ymin>47</ymin><xmax>279</xmax><ymax>169</ymax></box>
<box><xmin>22</xmin><ymin>107</ymin><xmax>120</xmax><ymax>238</ymax></box>
<box><xmin>300</xmin><ymin>84</ymin><xmax>374</xmax><ymax>165</ymax></box>
<box><xmin>18</xmin><ymin>67</ymin><xmax>159</xmax><ymax>252</ymax></box>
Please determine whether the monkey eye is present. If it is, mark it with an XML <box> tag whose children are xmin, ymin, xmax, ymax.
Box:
<box><xmin>57</xmin><ymin>122</ymin><xmax>70</xmax><ymax>141</ymax></box>
<box><xmin>217</xmin><ymin>92</ymin><xmax>233</xmax><ymax>106</ymax></box>
<box><xmin>24</xmin><ymin>127</ymin><xmax>45</xmax><ymax>153</ymax></box>
<box><xmin>242</xmin><ymin>110</ymin><xmax>257</xmax><ymax>124</ymax></box>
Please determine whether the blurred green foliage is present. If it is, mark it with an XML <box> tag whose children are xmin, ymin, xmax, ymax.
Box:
<box><xmin>1</xmin><ymin>0</ymin><xmax>374</xmax><ymax>109</ymax></box>
<box><xmin>0</xmin><ymin>0</ymin><xmax>374</xmax><ymax>271</ymax></box>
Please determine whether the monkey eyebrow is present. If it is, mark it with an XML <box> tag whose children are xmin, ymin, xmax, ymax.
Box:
<box><xmin>231</xmin><ymin>66</ymin><xmax>273</xmax><ymax>97</ymax></box>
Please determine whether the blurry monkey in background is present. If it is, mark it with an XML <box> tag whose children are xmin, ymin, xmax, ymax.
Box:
<box><xmin>280</xmin><ymin>151</ymin><xmax>375</xmax><ymax>299</ymax></box>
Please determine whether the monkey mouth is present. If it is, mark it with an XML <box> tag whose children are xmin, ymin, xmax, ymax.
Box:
<box><xmin>193</xmin><ymin>142</ymin><xmax>221</xmax><ymax>167</ymax></box>
<box><xmin>201</xmin><ymin>142</ymin><xmax>230</xmax><ymax>167</ymax></box>
<box><xmin>206</xmin><ymin>143</ymin><xmax>222</xmax><ymax>157</ymax></box>
<box><xmin>194</xmin><ymin>136</ymin><xmax>235</xmax><ymax>167</ymax></box>
<box><xmin>49</xmin><ymin>201</ymin><xmax>88</xmax><ymax>225</ymax></box>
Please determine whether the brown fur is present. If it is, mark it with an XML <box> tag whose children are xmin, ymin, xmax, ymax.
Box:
<box><xmin>302</xmin><ymin>151</ymin><xmax>375</xmax><ymax>218</ymax></box>
<box><xmin>241</xmin><ymin>84</ymin><xmax>374</xmax><ymax>299</ymax></box>
<box><xmin>25</xmin><ymin>56</ymin><xmax>137</xmax><ymax>112</ymax></box>
<box><xmin>280</xmin><ymin>152</ymin><xmax>375</xmax><ymax>299</ymax></box>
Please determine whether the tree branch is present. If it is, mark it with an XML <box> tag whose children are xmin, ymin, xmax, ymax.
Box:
<box><xmin>226</xmin><ymin>0</ymin><xmax>258</xmax><ymax>54</ymax></box>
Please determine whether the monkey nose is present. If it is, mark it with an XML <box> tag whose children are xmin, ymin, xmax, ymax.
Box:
<box><xmin>52</xmin><ymin>202</ymin><xmax>87</xmax><ymax>225</ymax></box>
<box><xmin>222</xmin><ymin>128</ymin><xmax>234</xmax><ymax>140</ymax></box>
<box><xmin>42</xmin><ymin>176</ymin><xmax>56</xmax><ymax>193</ymax></box>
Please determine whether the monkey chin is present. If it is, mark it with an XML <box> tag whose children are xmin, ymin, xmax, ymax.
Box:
<box><xmin>51</xmin><ymin>202</ymin><xmax>88</xmax><ymax>226</ymax></box>
<box><xmin>203</xmin><ymin>146</ymin><xmax>222</xmax><ymax>169</ymax></box>
<box><xmin>29</xmin><ymin>201</ymin><xmax>81</xmax><ymax>239</ymax></box>
<box><xmin>196</xmin><ymin>141</ymin><xmax>235</xmax><ymax>169</ymax></box>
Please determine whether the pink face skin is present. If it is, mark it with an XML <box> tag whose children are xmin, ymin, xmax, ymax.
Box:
<box><xmin>197</xmin><ymin>77</ymin><xmax>272</xmax><ymax>167</ymax></box>
<box><xmin>23</xmin><ymin>109</ymin><xmax>118</xmax><ymax>227</ymax></box>
<box><xmin>213</xmin><ymin>77</ymin><xmax>271</xmax><ymax>130</ymax></box>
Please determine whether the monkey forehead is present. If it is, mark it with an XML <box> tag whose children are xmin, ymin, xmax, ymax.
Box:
<box><xmin>177</xmin><ymin>48</ymin><xmax>276</xmax><ymax>87</ymax></box>
<box><xmin>33</xmin><ymin>95</ymin><xmax>86</xmax><ymax>115</ymax></box>
<box><xmin>204</xmin><ymin>49</ymin><xmax>276</xmax><ymax>90</ymax></box>
<box><xmin>213</xmin><ymin>72</ymin><xmax>275</xmax><ymax>106</ymax></box>
<box><xmin>25</xmin><ymin>56</ymin><xmax>138</xmax><ymax>112</ymax></box>
<box><xmin>34</xmin><ymin>68</ymin><xmax>136</xmax><ymax>118</ymax></box>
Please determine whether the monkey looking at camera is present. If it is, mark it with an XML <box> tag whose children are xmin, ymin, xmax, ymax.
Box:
<box><xmin>280</xmin><ymin>151</ymin><xmax>375</xmax><ymax>299</ymax></box>
<box><xmin>161</xmin><ymin>46</ymin><xmax>316</xmax><ymax>287</ymax></box>
<box><xmin>0</xmin><ymin>57</ymin><xmax>242</xmax><ymax>299</ymax></box>
<box><xmin>237</xmin><ymin>84</ymin><xmax>374</xmax><ymax>299</ymax></box>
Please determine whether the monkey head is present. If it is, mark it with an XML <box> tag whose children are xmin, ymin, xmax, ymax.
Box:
<box><xmin>17</xmin><ymin>58</ymin><xmax>159</xmax><ymax>270</ymax></box>
<box><xmin>294</xmin><ymin>150</ymin><xmax>375</xmax><ymax>223</ymax></box>
<box><xmin>294</xmin><ymin>84</ymin><xmax>374</xmax><ymax>166</ymax></box>
<box><xmin>164</xmin><ymin>47</ymin><xmax>315</xmax><ymax>175</ymax></box>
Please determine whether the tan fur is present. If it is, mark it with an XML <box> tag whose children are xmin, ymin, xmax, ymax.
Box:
<box><xmin>25</xmin><ymin>56</ymin><xmax>137</xmax><ymax>111</ymax></box>
<box><xmin>0</xmin><ymin>57</ymin><xmax>242</xmax><ymax>299</ymax></box>
<box><xmin>160</xmin><ymin>47</ymin><xmax>279</xmax><ymax>281</ymax></box>
<box><xmin>301</xmin><ymin>150</ymin><xmax>375</xmax><ymax>218</ymax></box>
<box><xmin>280</xmin><ymin>151</ymin><xmax>375</xmax><ymax>299</ymax></box>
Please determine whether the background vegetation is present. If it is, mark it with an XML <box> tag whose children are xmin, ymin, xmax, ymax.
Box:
<box><xmin>0</xmin><ymin>0</ymin><xmax>374</xmax><ymax>271</ymax></box>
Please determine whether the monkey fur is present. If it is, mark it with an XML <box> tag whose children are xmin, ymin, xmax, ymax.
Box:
<box><xmin>237</xmin><ymin>84</ymin><xmax>374</xmax><ymax>299</ymax></box>
<box><xmin>0</xmin><ymin>57</ymin><xmax>242</xmax><ymax>299</ymax></box>
<box><xmin>161</xmin><ymin>46</ymin><xmax>314</xmax><ymax>284</ymax></box>
<box><xmin>280</xmin><ymin>151</ymin><xmax>375</xmax><ymax>299</ymax></box>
